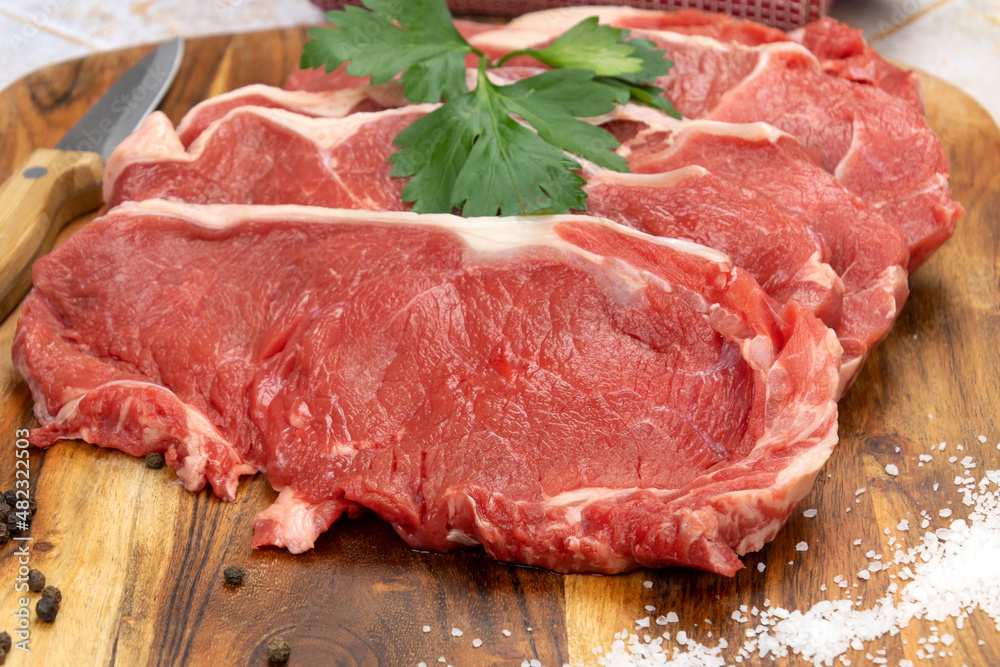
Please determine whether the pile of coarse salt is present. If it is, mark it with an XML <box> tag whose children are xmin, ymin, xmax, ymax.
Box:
<box><xmin>593</xmin><ymin>443</ymin><xmax>1000</xmax><ymax>666</ymax></box>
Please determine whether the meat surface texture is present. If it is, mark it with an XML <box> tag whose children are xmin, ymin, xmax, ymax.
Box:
<box><xmin>106</xmin><ymin>105</ymin><xmax>846</xmax><ymax>336</ymax></box>
<box><xmin>605</xmin><ymin>108</ymin><xmax>910</xmax><ymax>392</ymax></box>
<box><xmin>464</xmin><ymin>9</ymin><xmax>961</xmax><ymax>270</ymax></box>
<box><xmin>14</xmin><ymin>200</ymin><xmax>841</xmax><ymax>575</ymax></box>
<box><xmin>110</xmin><ymin>102</ymin><xmax>905</xmax><ymax>392</ymax></box>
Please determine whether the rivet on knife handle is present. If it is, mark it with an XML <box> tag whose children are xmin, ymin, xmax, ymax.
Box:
<box><xmin>0</xmin><ymin>148</ymin><xmax>104</xmax><ymax>319</ymax></box>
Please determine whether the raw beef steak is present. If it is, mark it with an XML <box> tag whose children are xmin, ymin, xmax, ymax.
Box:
<box><xmin>14</xmin><ymin>200</ymin><xmax>841</xmax><ymax>575</ymax></box>
<box><xmin>105</xmin><ymin>105</ymin><xmax>845</xmax><ymax>333</ymax></box>
<box><xmin>460</xmin><ymin>10</ymin><xmax>960</xmax><ymax>270</ymax></box>
<box><xmin>111</xmin><ymin>103</ymin><xmax>910</xmax><ymax>390</ymax></box>
<box><xmin>105</xmin><ymin>106</ymin><xmax>434</xmax><ymax>211</ymax></box>
<box><xmin>605</xmin><ymin>108</ymin><xmax>910</xmax><ymax>391</ymax></box>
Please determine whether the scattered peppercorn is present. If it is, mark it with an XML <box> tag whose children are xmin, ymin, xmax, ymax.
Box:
<box><xmin>0</xmin><ymin>524</ymin><xmax>9</xmax><ymax>546</ymax></box>
<box><xmin>35</xmin><ymin>597</ymin><xmax>57</xmax><ymax>622</ymax></box>
<box><xmin>5</xmin><ymin>513</ymin><xmax>25</xmax><ymax>536</ymax></box>
<box><xmin>0</xmin><ymin>631</ymin><xmax>10</xmax><ymax>652</ymax></box>
<box><xmin>41</xmin><ymin>586</ymin><xmax>62</xmax><ymax>605</ymax></box>
<box><xmin>2</xmin><ymin>491</ymin><xmax>15</xmax><ymax>508</ymax></box>
<box><xmin>267</xmin><ymin>637</ymin><xmax>290</xmax><ymax>664</ymax></box>
<box><xmin>27</xmin><ymin>569</ymin><xmax>45</xmax><ymax>592</ymax></box>
<box><xmin>223</xmin><ymin>566</ymin><xmax>245</xmax><ymax>586</ymax></box>
<box><xmin>24</xmin><ymin>498</ymin><xmax>37</xmax><ymax>516</ymax></box>
<box><xmin>0</xmin><ymin>504</ymin><xmax>10</xmax><ymax>522</ymax></box>
<box><xmin>145</xmin><ymin>453</ymin><xmax>166</xmax><ymax>469</ymax></box>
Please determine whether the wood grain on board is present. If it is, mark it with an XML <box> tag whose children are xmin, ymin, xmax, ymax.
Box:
<box><xmin>0</xmin><ymin>27</ymin><xmax>997</xmax><ymax>667</ymax></box>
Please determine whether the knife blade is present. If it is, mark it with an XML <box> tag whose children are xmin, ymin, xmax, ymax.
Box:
<box><xmin>0</xmin><ymin>37</ymin><xmax>185</xmax><ymax>320</ymax></box>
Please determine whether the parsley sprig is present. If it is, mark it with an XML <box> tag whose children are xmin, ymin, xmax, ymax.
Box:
<box><xmin>301</xmin><ymin>0</ymin><xmax>680</xmax><ymax>216</ymax></box>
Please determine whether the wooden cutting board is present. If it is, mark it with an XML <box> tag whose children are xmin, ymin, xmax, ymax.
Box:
<box><xmin>0</xmin><ymin>27</ymin><xmax>998</xmax><ymax>667</ymax></box>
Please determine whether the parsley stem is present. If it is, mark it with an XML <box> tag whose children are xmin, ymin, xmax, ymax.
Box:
<box><xmin>494</xmin><ymin>49</ymin><xmax>543</xmax><ymax>68</ymax></box>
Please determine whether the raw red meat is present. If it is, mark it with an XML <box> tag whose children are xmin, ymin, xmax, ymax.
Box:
<box><xmin>175</xmin><ymin>83</ymin><xmax>407</xmax><ymax>146</ymax></box>
<box><xmin>607</xmin><ymin>108</ymin><xmax>909</xmax><ymax>391</ymax></box>
<box><xmin>582</xmin><ymin>167</ymin><xmax>844</xmax><ymax>328</ymax></box>
<box><xmin>106</xmin><ymin>106</ymin><xmax>846</xmax><ymax>334</ymax></box>
<box><xmin>14</xmin><ymin>200</ymin><xmax>842</xmax><ymax>574</ymax></box>
<box><xmin>466</xmin><ymin>14</ymin><xmax>961</xmax><ymax>270</ymax></box>
<box><xmin>105</xmin><ymin>106</ymin><xmax>429</xmax><ymax>210</ymax></box>
<box><xmin>168</xmin><ymin>68</ymin><xmax>541</xmax><ymax>149</ymax></box>
<box><xmin>703</xmin><ymin>44</ymin><xmax>959</xmax><ymax>270</ymax></box>
<box><xmin>477</xmin><ymin>7</ymin><xmax>920</xmax><ymax>108</ymax></box>
<box><xmin>789</xmin><ymin>18</ymin><xmax>923</xmax><ymax>112</ymax></box>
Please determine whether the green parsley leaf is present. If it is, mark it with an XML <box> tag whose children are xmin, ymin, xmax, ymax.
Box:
<box><xmin>612</xmin><ymin>36</ymin><xmax>674</xmax><ymax>83</ymax></box>
<box><xmin>392</xmin><ymin>66</ymin><xmax>627</xmax><ymax>217</ymax></box>
<box><xmin>301</xmin><ymin>0</ymin><xmax>473</xmax><ymax>102</ymax></box>
<box><xmin>595</xmin><ymin>77</ymin><xmax>682</xmax><ymax>120</ymax></box>
<box><xmin>506</xmin><ymin>17</ymin><xmax>643</xmax><ymax>77</ymax></box>
<box><xmin>302</xmin><ymin>0</ymin><xmax>683</xmax><ymax>216</ymax></box>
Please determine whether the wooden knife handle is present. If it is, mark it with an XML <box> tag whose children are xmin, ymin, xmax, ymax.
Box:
<box><xmin>0</xmin><ymin>148</ymin><xmax>104</xmax><ymax>319</ymax></box>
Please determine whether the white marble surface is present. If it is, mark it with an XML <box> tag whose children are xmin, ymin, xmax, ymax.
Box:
<box><xmin>0</xmin><ymin>0</ymin><xmax>997</xmax><ymax>123</ymax></box>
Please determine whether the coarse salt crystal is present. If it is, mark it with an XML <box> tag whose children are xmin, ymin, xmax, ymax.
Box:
<box><xmin>856</xmin><ymin>487</ymin><xmax>867</xmax><ymax>496</ymax></box>
<box><xmin>939</xmin><ymin>509</ymin><xmax>952</xmax><ymax>518</ymax></box>
<box><xmin>758</xmin><ymin>563</ymin><xmax>766</xmax><ymax>572</ymax></box>
<box><xmin>858</xmin><ymin>569</ymin><xmax>871</xmax><ymax>580</ymax></box>
<box><xmin>502</xmin><ymin>630</ymin><xmax>511</xmax><ymax>637</ymax></box>
<box><xmin>643</xmin><ymin>580</ymin><xmax>653</xmax><ymax>589</ymax></box>
<box><xmin>897</xmin><ymin>520</ymin><xmax>909</xmax><ymax>531</ymax></box>
<box><xmin>803</xmin><ymin>508</ymin><xmax>818</xmax><ymax>518</ymax></box>
<box><xmin>886</xmin><ymin>464</ymin><xmax>899</xmax><ymax>476</ymax></box>
<box><xmin>796</xmin><ymin>541</ymin><xmax>809</xmax><ymax>552</ymax></box>
<box><xmin>451</xmin><ymin>628</ymin><xmax>463</xmax><ymax>637</ymax></box>
<box><xmin>666</xmin><ymin>612</ymin><xmax>678</xmax><ymax>623</ymax></box>
<box><xmin>472</xmin><ymin>639</ymin><xmax>482</xmax><ymax>648</ymax></box>
<box><xmin>422</xmin><ymin>626</ymin><xmax>431</xmax><ymax>633</ymax></box>
<box><xmin>978</xmin><ymin>435</ymin><xmax>987</xmax><ymax>443</ymax></box>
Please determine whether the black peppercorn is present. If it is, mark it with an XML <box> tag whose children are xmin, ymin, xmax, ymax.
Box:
<box><xmin>145</xmin><ymin>453</ymin><xmax>166</xmax><ymax>469</ymax></box>
<box><xmin>0</xmin><ymin>504</ymin><xmax>10</xmax><ymax>522</ymax></box>
<box><xmin>27</xmin><ymin>569</ymin><xmax>45</xmax><ymax>593</ymax></box>
<box><xmin>3</xmin><ymin>491</ymin><xmax>16</xmax><ymax>508</ymax></box>
<box><xmin>267</xmin><ymin>637</ymin><xmax>290</xmax><ymax>664</ymax></box>
<box><xmin>24</xmin><ymin>498</ymin><xmax>37</xmax><ymax>516</ymax></box>
<box><xmin>5</xmin><ymin>513</ymin><xmax>25</xmax><ymax>536</ymax></box>
<box><xmin>0</xmin><ymin>523</ymin><xmax>9</xmax><ymax>547</ymax></box>
<box><xmin>0</xmin><ymin>631</ymin><xmax>10</xmax><ymax>652</ymax></box>
<box><xmin>35</xmin><ymin>597</ymin><xmax>57</xmax><ymax>622</ymax></box>
<box><xmin>223</xmin><ymin>566</ymin><xmax>245</xmax><ymax>586</ymax></box>
<box><xmin>41</xmin><ymin>586</ymin><xmax>62</xmax><ymax>605</ymax></box>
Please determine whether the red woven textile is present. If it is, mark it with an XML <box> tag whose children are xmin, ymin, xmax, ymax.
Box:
<box><xmin>309</xmin><ymin>0</ymin><xmax>833</xmax><ymax>30</ymax></box>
